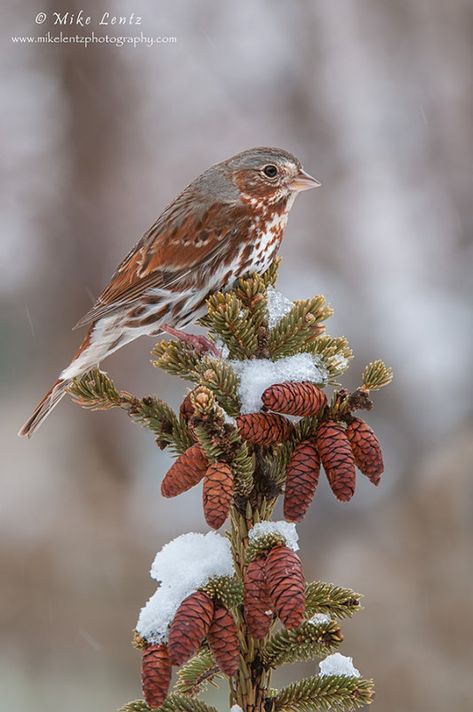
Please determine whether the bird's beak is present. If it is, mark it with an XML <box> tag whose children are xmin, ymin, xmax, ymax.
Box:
<box><xmin>288</xmin><ymin>169</ymin><xmax>321</xmax><ymax>192</ymax></box>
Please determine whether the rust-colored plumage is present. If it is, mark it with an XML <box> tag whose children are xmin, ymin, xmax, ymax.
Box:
<box><xmin>207</xmin><ymin>606</ymin><xmax>240</xmax><ymax>676</ymax></box>
<box><xmin>203</xmin><ymin>462</ymin><xmax>234</xmax><ymax>529</ymax></box>
<box><xmin>236</xmin><ymin>413</ymin><xmax>293</xmax><ymax>445</ymax></box>
<box><xmin>265</xmin><ymin>546</ymin><xmax>306</xmax><ymax>629</ymax></box>
<box><xmin>168</xmin><ymin>591</ymin><xmax>214</xmax><ymax>666</ymax></box>
<box><xmin>161</xmin><ymin>444</ymin><xmax>208</xmax><ymax>498</ymax></box>
<box><xmin>262</xmin><ymin>381</ymin><xmax>327</xmax><ymax>417</ymax></box>
<box><xmin>243</xmin><ymin>558</ymin><xmax>273</xmax><ymax>639</ymax></box>
<box><xmin>346</xmin><ymin>417</ymin><xmax>384</xmax><ymax>485</ymax></box>
<box><xmin>19</xmin><ymin>147</ymin><xmax>320</xmax><ymax>438</ymax></box>
<box><xmin>284</xmin><ymin>440</ymin><xmax>320</xmax><ymax>522</ymax></box>
<box><xmin>141</xmin><ymin>643</ymin><xmax>172</xmax><ymax>708</ymax></box>
<box><xmin>316</xmin><ymin>420</ymin><xmax>356</xmax><ymax>502</ymax></box>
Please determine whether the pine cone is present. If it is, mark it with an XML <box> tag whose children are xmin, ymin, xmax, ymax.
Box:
<box><xmin>236</xmin><ymin>413</ymin><xmax>293</xmax><ymax>445</ymax></box>
<box><xmin>207</xmin><ymin>606</ymin><xmax>240</xmax><ymax>676</ymax></box>
<box><xmin>265</xmin><ymin>546</ymin><xmax>305</xmax><ymax>629</ymax></box>
<box><xmin>161</xmin><ymin>444</ymin><xmax>208</xmax><ymax>498</ymax></box>
<box><xmin>284</xmin><ymin>440</ymin><xmax>320</xmax><ymax>522</ymax></box>
<box><xmin>262</xmin><ymin>381</ymin><xmax>327</xmax><ymax>417</ymax></box>
<box><xmin>203</xmin><ymin>462</ymin><xmax>234</xmax><ymax>529</ymax></box>
<box><xmin>168</xmin><ymin>591</ymin><xmax>214</xmax><ymax>666</ymax></box>
<box><xmin>141</xmin><ymin>643</ymin><xmax>171</xmax><ymax>708</ymax></box>
<box><xmin>316</xmin><ymin>421</ymin><xmax>356</xmax><ymax>502</ymax></box>
<box><xmin>346</xmin><ymin>417</ymin><xmax>384</xmax><ymax>485</ymax></box>
<box><xmin>243</xmin><ymin>558</ymin><xmax>273</xmax><ymax>639</ymax></box>
<box><xmin>179</xmin><ymin>392</ymin><xmax>195</xmax><ymax>421</ymax></box>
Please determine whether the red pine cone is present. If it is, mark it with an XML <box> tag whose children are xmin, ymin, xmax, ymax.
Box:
<box><xmin>262</xmin><ymin>381</ymin><xmax>327</xmax><ymax>417</ymax></box>
<box><xmin>207</xmin><ymin>606</ymin><xmax>240</xmax><ymax>676</ymax></box>
<box><xmin>179</xmin><ymin>392</ymin><xmax>195</xmax><ymax>421</ymax></box>
<box><xmin>284</xmin><ymin>440</ymin><xmax>320</xmax><ymax>522</ymax></box>
<box><xmin>161</xmin><ymin>444</ymin><xmax>208</xmax><ymax>498</ymax></box>
<box><xmin>236</xmin><ymin>413</ymin><xmax>293</xmax><ymax>445</ymax></box>
<box><xmin>346</xmin><ymin>417</ymin><xmax>384</xmax><ymax>485</ymax></box>
<box><xmin>203</xmin><ymin>462</ymin><xmax>234</xmax><ymax>530</ymax></box>
<box><xmin>316</xmin><ymin>421</ymin><xmax>356</xmax><ymax>502</ymax></box>
<box><xmin>265</xmin><ymin>546</ymin><xmax>305</xmax><ymax>629</ymax></box>
<box><xmin>141</xmin><ymin>643</ymin><xmax>171</xmax><ymax>708</ymax></box>
<box><xmin>243</xmin><ymin>558</ymin><xmax>273</xmax><ymax>639</ymax></box>
<box><xmin>168</xmin><ymin>591</ymin><xmax>214</xmax><ymax>666</ymax></box>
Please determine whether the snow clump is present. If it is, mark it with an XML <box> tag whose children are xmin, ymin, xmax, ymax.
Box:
<box><xmin>137</xmin><ymin>532</ymin><xmax>234</xmax><ymax>644</ymax></box>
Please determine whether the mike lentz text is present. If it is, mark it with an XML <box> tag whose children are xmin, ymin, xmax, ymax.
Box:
<box><xmin>52</xmin><ymin>11</ymin><xmax>142</xmax><ymax>26</ymax></box>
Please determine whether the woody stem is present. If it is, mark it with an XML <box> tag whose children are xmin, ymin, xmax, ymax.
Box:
<box><xmin>229</xmin><ymin>469</ymin><xmax>277</xmax><ymax>712</ymax></box>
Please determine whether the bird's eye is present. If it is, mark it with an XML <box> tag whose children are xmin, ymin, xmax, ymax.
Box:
<box><xmin>263</xmin><ymin>164</ymin><xmax>278</xmax><ymax>178</ymax></box>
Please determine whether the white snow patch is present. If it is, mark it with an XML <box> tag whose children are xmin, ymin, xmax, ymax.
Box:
<box><xmin>331</xmin><ymin>354</ymin><xmax>350</xmax><ymax>371</ymax></box>
<box><xmin>248</xmin><ymin>521</ymin><xmax>299</xmax><ymax>552</ymax></box>
<box><xmin>309</xmin><ymin>613</ymin><xmax>332</xmax><ymax>625</ymax></box>
<box><xmin>232</xmin><ymin>353</ymin><xmax>328</xmax><ymax>414</ymax></box>
<box><xmin>267</xmin><ymin>287</ymin><xmax>293</xmax><ymax>328</ymax></box>
<box><xmin>319</xmin><ymin>653</ymin><xmax>361</xmax><ymax>678</ymax></box>
<box><xmin>137</xmin><ymin>532</ymin><xmax>234</xmax><ymax>643</ymax></box>
<box><xmin>230</xmin><ymin>705</ymin><xmax>243</xmax><ymax>712</ymax></box>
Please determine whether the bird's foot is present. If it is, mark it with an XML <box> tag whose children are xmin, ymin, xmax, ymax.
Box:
<box><xmin>160</xmin><ymin>325</ymin><xmax>220</xmax><ymax>357</ymax></box>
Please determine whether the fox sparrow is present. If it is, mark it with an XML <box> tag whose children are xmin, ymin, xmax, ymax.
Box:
<box><xmin>19</xmin><ymin>146</ymin><xmax>320</xmax><ymax>437</ymax></box>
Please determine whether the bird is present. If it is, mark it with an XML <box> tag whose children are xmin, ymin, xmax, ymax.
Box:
<box><xmin>19</xmin><ymin>146</ymin><xmax>320</xmax><ymax>438</ymax></box>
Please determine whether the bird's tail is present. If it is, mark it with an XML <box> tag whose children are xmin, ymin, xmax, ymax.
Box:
<box><xmin>18</xmin><ymin>378</ymin><xmax>71</xmax><ymax>438</ymax></box>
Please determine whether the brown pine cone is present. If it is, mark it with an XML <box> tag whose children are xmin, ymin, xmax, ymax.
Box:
<box><xmin>284</xmin><ymin>440</ymin><xmax>320</xmax><ymax>522</ymax></box>
<box><xmin>207</xmin><ymin>606</ymin><xmax>240</xmax><ymax>676</ymax></box>
<box><xmin>265</xmin><ymin>546</ymin><xmax>305</xmax><ymax>629</ymax></box>
<box><xmin>168</xmin><ymin>591</ymin><xmax>214</xmax><ymax>666</ymax></box>
<box><xmin>316</xmin><ymin>421</ymin><xmax>356</xmax><ymax>502</ymax></box>
<box><xmin>346</xmin><ymin>417</ymin><xmax>384</xmax><ymax>485</ymax></box>
<box><xmin>262</xmin><ymin>381</ymin><xmax>327</xmax><ymax>417</ymax></box>
<box><xmin>179</xmin><ymin>392</ymin><xmax>195</xmax><ymax>421</ymax></box>
<box><xmin>161</xmin><ymin>444</ymin><xmax>208</xmax><ymax>498</ymax></box>
<box><xmin>243</xmin><ymin>558</ymin><xmax>273</xmax><ymax>639</ymax></box>
<box><xmin>203</xmin><ymin>462</ymin><xmax>233</xmax><ymax>530</ymax></box>
<box><xmin>141</xmin><ymin>643</ymin><xmax>171</xmax><ymax>708</ymax></box>
<box><xmin>236</xmin><ymin>413</ymin><xmax>293</xmax><ymax>445</ymax></box>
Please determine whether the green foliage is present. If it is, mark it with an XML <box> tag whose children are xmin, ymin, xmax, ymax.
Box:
<box><xmin>161</xmin><ymin>694</ymin><xmax>219</xmax><ymax>712</ymax></box>
<box><xmin>305</xmin><ymin>582</ymin><xmax>362</xmax><ymax>620</ymax></box>
<box><xmin>68</xmin><ymin>369</ymin><xmax>192</xmax><ymax>454</ymax></box>
<box><xmin>206</xmin><ymin>291</ymin><xmax>259</xmax><ymax>359</ymax></box>
<box><xmin>246</xmin><ymin>532</ymin><xmax>286</xmax><ymax>562</ymax></box>
<box><xmin>174</xmin><ymin>649</ymin><xmax>223</xmax><ymax>698</ymax></box>
<box><xmin>118</xmin><ymin>701</ymin><xmax>150</xmax><ymax>712</ymax></box>
<box><xmin>262</xmin><ymin>618</ymin><xmax>343</xmax><ymax>667</ymax></box>
<box><xmin>273</xmin><ymin>674</ymin><xmax>375</xmax><ymax>712</ymax></box>
<box><xmin>362</xmin><ymin>359</ymin><xmax>393</xmax><ymax>391</ymax></box>
<box><xmin>194</xmin><ymin>358</ymin><xmax>241</xmax><ymax>416</ymax></box>
<box><xmin>201</xmin><ymin>575</ymin><xmax>243</xmax><ymax>609</ymax></box>
<box><xmin>268</xmin><ymin>297</ymin><xmax>333</xmax><ymax>359</ymax></box>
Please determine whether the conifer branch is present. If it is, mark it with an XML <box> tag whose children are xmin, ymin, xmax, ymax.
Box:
<box><xmin>68</xmin><ymin>370</ymin><xmax>193</xmax><ymax>454</ymax></box>
<box><xmin>362</xmin><ymin>360</ymin><xmax>393</xmax><ymax>391</ymax></box>
<box><xmin>262</xmin><ymin>619</ymin><xmax>343</xmax><ymax>667</ymax></box>
<box><xmin>268</xmin><ymin>297</ymin><xmax>333</xmax><ymax>359</ymax></box>
<box><xmin>273</xmin><ymin>675</ymin><xmax>374</xmax><ymax>712</ymax></box>
<box><xmin>174</xmin><ymin>649</ymin><xmax>223</xmax><ymax>697</ymax></box>
<box><xmin>161</xmin><ymin>694</ymin><xmax>220</xmax><ymax>712</ymax></box>
<box><xmin>305</xmin><ymin>582</ymin><xmax>362</xmax><ymax>619</ymax></box>
<box><xmin>206</xmin><ymin>292</ymin><xmax>259</xmax><ymax>359</ymax></box>
<box><xmin>118</xmin><ymin>701</ymin><xmax>151</xmax><ymax>712</ymax></box>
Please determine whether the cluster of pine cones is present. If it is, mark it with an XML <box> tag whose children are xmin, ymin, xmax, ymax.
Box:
<box><xmin>161</xmin><ymin>380</ymin><xmax>384</xmax><ymax>529</ymax></box>
<box><xmin>142</xmin><ymin>589</ymin><xmax>239</xmax><ymax>707</ymax></box>
<box><xmin>141</xmin><ymin>540</ymin><xmax>306</xmax><ymax>708</ymax></box>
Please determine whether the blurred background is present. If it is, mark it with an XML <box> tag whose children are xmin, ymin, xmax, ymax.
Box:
<box><xmin>2</xmin><ymin>1</ymin><xmax>472</xmax><ymax>710</ymax></box>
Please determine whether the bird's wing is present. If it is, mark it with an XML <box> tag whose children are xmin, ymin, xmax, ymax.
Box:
<box><xmin>74</xmin><ymin>195</ymin><xmax>251</xmax><ymax>329</ymax></box>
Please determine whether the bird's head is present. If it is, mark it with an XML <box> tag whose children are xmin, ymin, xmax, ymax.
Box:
<box><xmin>223</xmin><ymin>146</ymin><xmax>321</xmax><ymax>206</ymax></box>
